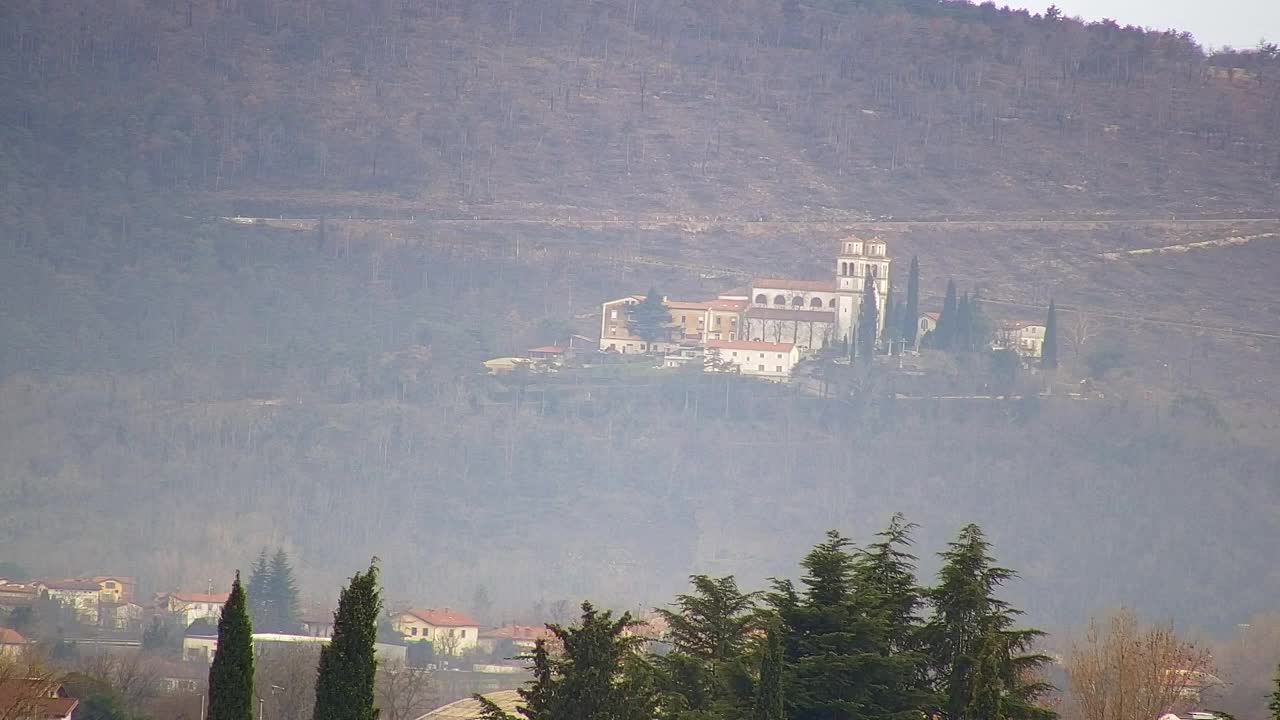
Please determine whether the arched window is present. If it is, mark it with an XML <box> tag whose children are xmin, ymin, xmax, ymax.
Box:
<box><xmin>792</xmin><ymin>296</ymin><xmax>805</xmax><ymax>307</ymax></box>
<box><xmin>870</xmin><ymin>264</ymin><xmax>879</xmax><ymax>277</ymax></box>
<box><xmin>840</xmin><ymin>262</ymin><xmax>848</xmax><ymax>276</ymax></box>
<box><xmin>773</xmin><ymin>295</ymin><xmax>786</xmax><ymax>306</ymax></box>
<box><xmin>810</xmin><ymin>297</ymin><xmax>823</xmax><ymax>308</ymax></box>
<box><xmin>829</xmin><ymin>298</ymin><xmax>837</xmax><ymax>308</ymax></box>
<box><xmin>754</xmin><ymin>293</ymin><xmax>767</xmax><ymax>305</ymax></box>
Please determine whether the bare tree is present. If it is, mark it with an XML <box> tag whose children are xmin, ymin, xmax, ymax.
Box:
<box><xmin>1064</xmin><ymin>311</ymin><xmax>1101</xmax><ymax>359</ymax></box>
<box><xmin>254</xmin><ymin>644</ymin><xmax>322</xmax><ymax>720</ymax></box>
<box><xmin>74</xmin><ymin>650</ymin><xmax>163</xmax><ymax>709</ymax></box>
<box><xmin>0</xmin><ymin>651</ymin><xmax>59</xmax><ymax>720</ymax></box>
<box><xmin>375</xmin><ymin>660</ymin><xmax>434</xmax><ymax>720</ymax></box>
<box><xmin>1066</xmin><ymin>609</ymin><xmax>1217</xmax><ymax>720</ymax></box>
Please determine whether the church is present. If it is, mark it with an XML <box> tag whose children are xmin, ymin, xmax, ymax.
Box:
<box><xmin>598</xmin><ymin>236</ymin><xmax>891</xmax><ymax>357</ymax></box>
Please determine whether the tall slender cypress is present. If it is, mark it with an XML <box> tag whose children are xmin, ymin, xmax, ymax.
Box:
<box><xmin>936</xmin><ymin>279</ymin><xmax>958</xmax><ymax>349</ymax></box>
<box><xmin>902</xmin><ymin>257</ymin><xmax>920</xmax><ymax>348</ymax></box>
<box><xmin>1041</xmin><ymin>301</ymin><xmax>1058</xmax><ymax>370</ymax></box>
<box><xmin>857</xmin><ymin>275</ymin><xmax>879</xmax><ymax>361</ymax></box>
<box><xmin>752</xmin><ymin>618</ymin><xmax>785</xmax><ymax>720</ymax></box>
<box><xmin>881</xmin><ymin>285</ymin><xmax>896</xmax><ymax>348</ymax></box>
<box><xmin>314</xmin><ymin>560</ymin><xmax>383</xmax><ymax>720</ymax></box>
<box><xmin>208</xmin><ymin>572</ymin><xmax>254</xmax><ymax>720</ymax></box>
<box><xmin>956</xmin><ymin>293</ymin><xmax>971</xmax><ymax>352</ymax></box>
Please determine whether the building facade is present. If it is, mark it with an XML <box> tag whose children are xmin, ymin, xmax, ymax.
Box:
<box><xmin>392</xmin><ymin>608</ymin><xmax>480</xmax><ymax>655</ymax></box>
<box><xmin>599</xmin><ymin>236</ymin><xmax>891</xmax><ymax>361</ymax></box>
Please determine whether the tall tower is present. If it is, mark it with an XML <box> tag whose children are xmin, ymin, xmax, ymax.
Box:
<box><xmin>834</xmin><ymin>236</ymin><xmax>892</xmax><ymax>344</ymax></box>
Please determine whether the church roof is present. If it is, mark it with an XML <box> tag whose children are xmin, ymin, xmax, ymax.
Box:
<box><xmin>752</xmin><ymin>278</ymin><xmax>838</xmax><ymax>292</ymax></box>
<box><xmin>745</xmin><ymin>307</ymin><xmax>837</xmax><ymax>323</ymax></box>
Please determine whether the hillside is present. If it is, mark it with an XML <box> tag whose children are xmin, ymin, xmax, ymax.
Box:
<box><xmin>2</xmin><ymin>0</ymin><xmax>1279</xmax><ymax>224</ymax></box>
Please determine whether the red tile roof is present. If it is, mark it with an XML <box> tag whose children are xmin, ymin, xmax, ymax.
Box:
<box><xmin>706</xmin><ymin>299</ymin><xmax>748</xmax><ymax>311</ymax></box>
<box><xmin>0</xmin><ymin>680</ymin><xmax>79</xmax><ymax>720</ymax></box>
<box><xmin>0</xmin><ymin>628</ymin><xmax>28</xmax><ymax>644</ymax></box>
<box><xmin>706</xmin><ymin>339</ymin><xmax>796</xmax><ymax>352</ymax></box>
<box><xmin>403</xmin><ymin>608</ymin><xmax>479</xmax><ymax>627</ymax></box>
<box><xmin>752</xmin><ymin>278</ymin><xmax>838</xmax><ymax>292</ymax></box>
<box><xmin>34</xmin><ymin>579</ymin><xmax>102</xmax><ymax>592</ymax></box>
<box><xmin>527</xmin><ymin>346</ymin><xmax>566</xmax><ymax>354</ymax></box>
<box><xmin>744</xmin><ymin>307</ymin><xmax>837</xmax><ymax>323</ymax></box>
<box><xmin>665</xmin><ymin>300</ymin><xmax>712</xmax><ymax>310</ymax></box>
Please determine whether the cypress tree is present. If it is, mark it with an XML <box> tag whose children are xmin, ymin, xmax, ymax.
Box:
<box><xmin>857</xmin><ymin>275</ymin><xmax>879</xmax><ymax>361</ymax></box>
<box><xmin>268</xmin><ymin>549</ymin><xmax>302</xmax><ymax>633</ymax></box>
<box><xmin>902</xmin><ymin>257</ymin><xmax>920</xmax><ymax>348</ymax></box>
<box><xmin>1041</xmin><ymin>301</ymin><xmax>1058</xmax><ymax>370</ymax></box>
<box><xmin>314</xmin><ymin>560</ymin><xmax>383</xmax><ymax>720</ymax></box>
<box><xmin>936</xmin><ymin>279</ymin><xmax>958</xmax><ymax>349</ymax></box>
<box><xmin>246</xmin><ymin>550</ymin><xmax>271</xmax><ymax>632</ymax></box>
<box><xmin>956</xmin><ymin>293</ymin><xmax>971</xmax><ymax>352</ymax></box>
<box><xmin>881</xmin><ymin>286</ymin><xmax>896</xmax><ymax>349</ymax></box>
<box><xmin>208</xmin><ymin>572</ymin><xmax>254</xmax><ymax>720</ymax></box>
<box><xmin>1268</xmin><ymin>663</ymin><xmax>1280</xmax><ymax>720</ymax></box>
<box><xmin>752</xmin><ymin>618</ymin><xmax>785</xmax><ymax>720</ymax></box>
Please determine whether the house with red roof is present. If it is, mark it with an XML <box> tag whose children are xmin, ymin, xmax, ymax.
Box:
<box><xmin>477</xmin><ymin>625</ymin><xmax>555</xmax><ymax>654</ymax></box>
<box><xmin>391</xmin><ymin>608</ymin><xmax>480</xmax><ymax>655</ymax></box>
<box><xmin>0</xmin><ymin>628</ymin><xmax>30</xmax><ymax>659</ymax></box>
<box><xmin>0</xmin><ymin>679</ymin><xmax>79</xmax><ymax>720</ymax></box>
<box><xmin>159</xmin><ymin>591</ymin><xmax>231</xmax><ymax>627</ymax></box>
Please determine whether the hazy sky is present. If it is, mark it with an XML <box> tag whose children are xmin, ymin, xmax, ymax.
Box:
<box><xmin>1012</xmin><ymin>0</ymin><xmax>1279</xmax><ymax>49</ymax></box>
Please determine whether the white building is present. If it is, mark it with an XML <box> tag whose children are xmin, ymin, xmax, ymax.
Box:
<box><xmin>996</xmin><ymin>321</ymin><xmax>1047</xmax><ymax>359</ymax></box>
<box><xmin>705</xmin><ymin>340</ymin><xmax>799</xmax><ymax>380</ymax></box>
<box><xmin>391</xmin><ymin>608</ymin><xmax>480</xmax><ymax>655</ymax></box>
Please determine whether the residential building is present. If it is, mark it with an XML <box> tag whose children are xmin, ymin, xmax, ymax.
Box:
<box><xmin>392</xmin><ymin>608</ymin><xmax>480</xmax><ymax>655</ymax></box>
<box><xmin>31</xmin><ymin>580</ymin><xmax>103</xmax><ymax>624</ymax></box>
<box><xmin>477</xmin><ymin>625</ymin><xmax>554</xmax><ymax>654</ymax></box>
<box><xmin>0</xmin><ymin>679</ymin><xmax>79</xmax><ymax>720</ymax></box>
<box><xmin>181</xmin><ymin>630</ymin><xmax>406</xmax><ymax>665</ymax></box>
<box><xmin>161</xmin><ymin>592</ymin><xmax>230</xmax><ymax>627</ymax></box>
<box><xmin>995</xmin><ymin>320</ymin><xmax>1048</xmax><ymax>359</ymax></box>
<box><xmin>91</xmin><ymin>577</ymin><xmax>133</xmax><ymax>604</ymax></box>
<box><xmin>0</xmin><ymin>628</ymin><xmax>29</xmax><ymax>659</ymax></box>
<box><xmin>705</xmin><ymin>340</ymin><xmax>799</xmax><ymax>380</ymax></box>
<box><xmin>918</xmin><ymin>312</ymin><xmax>940</xmax><ymax>339</ymax></box>
<box><xmin>300</xmin><ymin>609</ymin><xmax>335</xmax><ymax>638</ymax></box>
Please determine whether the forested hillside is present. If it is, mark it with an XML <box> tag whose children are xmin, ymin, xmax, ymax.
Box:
<box><xmin>2</xmin><ymin>0</ymin><xmax>1278</xmax><ymax>224</ymax></box>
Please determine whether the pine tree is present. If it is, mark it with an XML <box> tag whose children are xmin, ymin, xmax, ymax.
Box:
<box><xmin>965</xmin><ymin>630</ymin><xmax>1007</xmax><ymax>720</ymax></box>
<box><xmin>901</xmin><ymin>257</ymin><xmax>920</xmax><ymax>348</ymax></box>
<box><xmin>752</xmin><ymin>618</ymin><xmax>785</xmax><ymax>720</ymax></box>
<box><xmin>935</xmin><ymin>279</ymin><xmax>958</xmax><ymax>349</ymax></box>
<box><xmin>1041</xmin><ymin>301</ymin><xmax>1058</xmax><ymax>370</ymax></box>
<box><xmin>268</xmin><ymin>549</ymin><xmax>301</xmax><ymax>633</ymax></box>
<box><xmin>654</xmin><ymin>575</ymin><xmax>760</xmax><ymax>719</ymax></box>
<box><xmin>476</xmin><ymin>602</ymin><xmax>655</xmax><ymax>720</ymax></box>
<box><xmin>857</xmin><ymin>275</ymin><xmax>879</xmax><ymax>361</ymax></box>
<box><xmin>207</xmin><ymin>572</ymin><xmax>254</xmax><ymax>720</ymax></box>
<box><xmin>314</xmin><ymin>560</ymin><xmax>383</xmax><ymax>720</ymax></box>
<box><xmin>769</xmin><ymin>531</ymin><xmax>888</xmax><ymax>720</ymax></box>
<box><xmin>924</xmin><ymin>525</ymin><xmax>1055</xmax><ymax>720</ymax></box>
<box><xmin>246</xmin><ymin>550</ymin><xmax>271</xmax><ymax>632</ymax></box>
<box><xmin>628</xmin><ymin>289</ymin><xmax>672</xmax><ymax>349</ymax></box>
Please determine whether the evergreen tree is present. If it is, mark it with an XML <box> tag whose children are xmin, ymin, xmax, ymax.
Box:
<box><xmin>857</xmin><ymin>275</ymin><xmax>879</xmax><ymax>361</ymax></box>
<box><xmin>924</xmin><ymin>525</ymin><xmax>1055</xmax><ymax>720</ymax></box>
<box><xmin>207</xmin><ymin>572</ymin><xmax>254</xmax><ymax>720</ymax></box>
<box><xmin>881</xmin><ymin>286</ymin><xmax>896</xmax><ymax>350</ymax></box>
<box><xmin>1041</xmin><ymin>301</ymin><xmax>1058</xmax><ymax>370</ymax></box>
<box><xmin>965</xmin><ymin>630</ymin><xmax>1007</xmax><ymax>720</ymax></box>
<box><xmin>654</xmin><ymin>575</ymin><xmax>760</xmax><ymax>720</ymax></box>
<box><xmin>314</xmin><ymin>560</ymin><xmax>383</xmax><ymax>720</ymax></box>
<box><xmin>769</xmin><ymin>531</ymin><xmax>890</xmax><ymax>720</ymax></box>
<box><xmin>935</xmin><ymin>279</ymin><xmax>958</xmax><ymax>349</ymax></box>
<box><xmin>901</xmin><ymin>257</ymin><xmax>920</xmax><ymax>348</ymax></box>
<box><xmin>956</xmin><ymin>293</ymin><xmax>971</xmax><ymax>352</ymax></box>
<box><xmin>476</xmin><ymin>603</ymin><xmax>655</xmax><ymax>720</ymax></box>
<box><xmin>268</xmin><ymin>549</ymin><xmax>301</xmax><ymax>633</ymax></box>
<box><xmin>246</xmin><ymin>550</ymin><xmax>271</xmax><ymax>632</ymax></box>
<box><xmin>1268</xmin><ymin>663</ymin><xmax>1280</xmax><ymax>720</ymax></box>
<box><xmin>752</xmin><ymin>618</ymin><xmax>785</xmax><ymax>720</ymax></box>
<box><xmin>628</xmin><ymin>289</ymin><xmax>672</xmax><ymax>348</ymax></box>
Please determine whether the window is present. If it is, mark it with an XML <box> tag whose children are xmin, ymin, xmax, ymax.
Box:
<box><xmin>829</xmin><ymin>298</ymin><xmax>837</xmax><ymax>308</ymax></box>
<box><xmin>461</xmin><ymin>629</ymin><xmax>467</xmax><ymax>638</ymax></box>
<box><xmin>777</xmin><ymin>353</ymin><xmax>783</xmax><ymax>359</ymax></box>
<box><xmin>609</xmin><ymin>326</ymin><xmax>616</xmax><ymax>335</ymax></box>
<box><xmin>871</xmin><ymin>264</ymin><xmax>878</xmax><ymax>277</ymax></box>
<box><xmin>776</xmin><ymin>366</ymin><xmax>782</xmax><ymax>372</ymax></box>
<box><xmin>755</xmin><ymin>293</ymin><xmax>767</xmax><ymax>304</ymax></box>
<box><xmin>773</xmin><ymin>294</ymin><xmax>786</xmax><ymax>306</ymax></box>
<box><xmin>411</xmin><ymin>627</ymin><xmax>418</xmax><ymax>636</ymax></box>
<box><xmin>715</xmin><ymin>316</ymin><xmax>721</xmax><ymax>326</ymax></box>
<box><xmin>757</xmin><ymin>364</ymin><xmax>765</xmax><ymax>371</ymax></box>
<box><xmin>810</xmin><ymin>297</ymin><xmax>823</xmax><ymax>308</ymax></box>
<box><xmin>680</xmin><ymin>315</ymin><xmax>686</xmax><ymax>323</ymax></box>
<box><xmin>610</xmin><ymin>309</ymin><xmax>618</xmax><ymax>319</ymax></box>
<box><xmin>732</xmin><ymin>351</ymin><xmax>738</xmax><ymax>357</ymax></box>
<box><xmin>792</xmin><ymin>296</ymin><xmax>804</xmax><ymax>307</ymax></box>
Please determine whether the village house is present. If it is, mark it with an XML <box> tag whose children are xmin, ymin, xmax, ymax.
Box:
<box><xmin>160</xmin><ymin>592</ymin><xmax>229</xmax><ymax>627</ymax></box>
<box><xmin>0</xmin><ymin>679</ymin><xmax>79</xmax><ymax>720</ymax></box>
<box><xmin>300</xmin><ymin>609</ymin><xmax>336</xmax><ymax>638</ymax></box>
<box><xmin>31</xmin><ymin>579</ymin><xmax>103</xmax><ymax>625</ymax></box>
<box><xmin>705</xmin><ymin>340</ymin><xmax>800</xmax><ymax>381</ymax></box>
<box><xmin>0</xmin><ymin>628</ymin><xmax>30</xmax><ymax>659</ymax></box>
<box><xmin>995</xmin><ymin>320</ymin><xmax>1048</xmax><ymax>359</ymax></box>
<box><xmin>392</xmin><ymin>608</ymin><xmax>480</xmax><ymax>655</ymax></box>
<box><xmin>477</xmin><ymin>625</ymin><xmax>555</xmax><ymax>655</ymax></box>
<box><xmin>0</xmin><ymin>581</ymin><xmax>38</xmax><ymax>612</ymax></box>
<box><xmin>91</xmin><ymin>577</ymin><xmax>133</xmax><ymax>604</ymax></box>
<box><xmin>597</xmin><ymin>236</ymin><xmax>892</xmax><ymax>367</ymax></box>
<box><xmin>917</xmin><ymin>312</ymin><xmax>940</xmax><ymax>339</ymax></box>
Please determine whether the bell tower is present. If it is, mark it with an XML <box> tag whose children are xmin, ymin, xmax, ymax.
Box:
<box><xmin>833</xmin><ymin>236</ymin><xmax>892</xmax><ymax>342</ymax></box>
